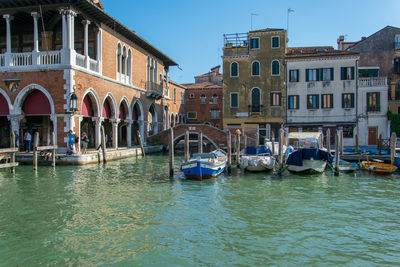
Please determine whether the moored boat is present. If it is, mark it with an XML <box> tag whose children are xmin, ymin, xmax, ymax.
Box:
<box><xmin>285</xmin><ymin>132</ymin><xmax>333</xmax><ymax>174</ymax></box>
<box><xmin>333</xmin><ymin>158</ymin><xmax>357</xmax><ymax>173</ymax></box>
<box><xmin>181</xmin><ymin>149</ymin><xmax>227</xmax><ymax>180</ymax></box>
<box><xmin>239</xmin><ymin>146</ymin><xmax>275</xmax><ymax>172</ymax></box>
<box><xmin>361</xmin><ymin>161</ymin><xmax>397</xmax><ymax>175</ymax></box>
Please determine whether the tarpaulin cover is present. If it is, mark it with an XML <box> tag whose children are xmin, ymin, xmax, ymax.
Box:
<box><xmin>245</xmin><ymin>146</ymin><xmax>272</xmax><ymax>156</ymax></box>
<box><xmin>286</xmin><ymin>148</ymin><xmax>333</xmax><ymax>166</ymax></box>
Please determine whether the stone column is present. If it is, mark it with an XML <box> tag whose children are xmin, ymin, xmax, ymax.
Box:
<box><xmin>31</xmin><ymin>12</ymin><xmax>40</xmax><ymax>65</ymax></box>
<box><xmin>127</xmin><ymin>120</ymin><xmax>132</xmax><ymax>147</ymax></box>
<box><xmin>111</xmin><ymin>119</ymin><xmax>119</xmax><ymax>149</ymax></box>
<box><xmin>96</xmin><ymin>28</ymin><xmax>102</xmax><ymax>74</ymax></box>
<box><xmin>138</xmin><ymin>120</ymin><xmax>146</xmax><ymax>143</ymax></box>
<box><xmin>50</xmin><ymin>115</ymin><xmax>58</xmax><ymax>147</ymax></box>
<box><xmin>82</xmin><ymin>20</ymin><xmax>90</xmax><ymax>69</ymax></box>
<box><xmin>60</xmin><ymin>9</ymin><xmax>77</xmax><ymax>65</ymax></box>
<box><xmin>3</xmin><ymin>14</ymin><xmax>12</xmax><ymax>66</ymax></box>
<box><xmin>93</xmin><ymin>117</ymin><xmax>102</xmax><ymax>148</ymax></box>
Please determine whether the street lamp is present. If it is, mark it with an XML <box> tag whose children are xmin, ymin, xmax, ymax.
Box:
<box><xmin>69</xmin><ymin>92</ymin><xmax>78</xmax><ymax>114</ymax></box>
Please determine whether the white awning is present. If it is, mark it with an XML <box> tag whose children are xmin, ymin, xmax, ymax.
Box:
<box><xmin>288</xmin><ymin>132</ymin><xmax>322</xmax><ymax>139</ymax></box>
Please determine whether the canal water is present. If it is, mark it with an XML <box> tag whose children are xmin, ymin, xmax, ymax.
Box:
<box><xmin>0</xmin><ymin>154</ymin><xmax>400</xmax><ymax>266</ymax></box>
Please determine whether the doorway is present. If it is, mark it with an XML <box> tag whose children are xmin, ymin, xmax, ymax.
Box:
<box><xmin>368</xmin><ymin>127</ymin><xmax>378</xmax><ymax>146</ymax></box>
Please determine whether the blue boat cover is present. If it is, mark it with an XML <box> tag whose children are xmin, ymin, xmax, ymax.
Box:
<box><xmin>286</xmin><ymin>148</ymin><xmax>333</xmax><ymax>166</ymax></box>
<box><xmin>245</xmin><ymin>146</ymin><xmax>272</xmax><ymax>156</ymax></box>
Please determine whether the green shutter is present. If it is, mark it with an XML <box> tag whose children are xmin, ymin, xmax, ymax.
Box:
<box><xmin>296</xmin><ymin>70</ymin><xmax>299</xmax><ymax>82</ymax></box>
<box><xmin>321</xmin><ymin>95</ymin><xmax>324</xmax><ymax>108</ymax></box>
<box><xmin>316</xmin><ymin>69</ymin><xmax>320</xmax><ymax>81</ymax></box>
<box><xmin>342</xmin><ymin>94</ymin><xmax>345</xmax><ymax>108</ymax></box>
<box><xmin>330</xmin><ymin>94</ymin><xmax>333</xmax><ymax>108</ymax></box>
<box><xmin>316</xmin><ymin>95</ymin><xmax>319</xmax><ymax>108</ymax></box>
<box><xmin>270</xmin><ymin>93</ymin><xmax>273</xmax><ymax>106</ymax></box>
<box><xmin>331</xmin><ymin>68</ymin><xmax>334</xmax><ymax>81</ymax></box>
<box><xmin>296</xmin><ymin>95</ymin><xmax>299</xmax><ymax>109</ymax></box>
<box><xmin>306</xmin><ymin>69</ymin><xmax>310</xmax><ymax>82</ymax></box>
<box><xmin>279</xmin><ymin>93</ymin><xmax>282</xmax><ymax>106</ymax></box>
<box><xmin>351</xmin><ymin>93</ymin><xmax>355</xmax><ymax>108</ymax></box>
<box><xmin>377</xmin><ymin>92</ymin><xmax>380</xmax><ymax>111</ymax></box>
<box><xmin>341</xmin><ymin>67</ymin><xmax>345</xmax><ymax>80</ymax></box>
<box><xmin>351</xmin><ymin>67</ymin><xmax>355</xmax><ymax>80</ymax></box>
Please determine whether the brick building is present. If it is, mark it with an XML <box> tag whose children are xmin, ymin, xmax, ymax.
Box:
<box><xmin>182</xmin><ymin>66</ymin><xmax>223</xmax><ymax>128</ymax></box>
<box><xmin>222</xmin><ymin>29</ymin><xmax>287</xmax><ymax>144</ymax></box>
<box><xmin>0</xmin><ymin>0</ymin><xmax>185</xmax><ymax>151</ymax></box>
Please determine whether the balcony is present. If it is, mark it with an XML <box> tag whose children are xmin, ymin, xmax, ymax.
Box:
<box><xmin>367</xmin><ymin>106</ymin><xmax>381</xmax><ymax>112</ymax></box>
<box><xmin>146</xmin><ymin>81</ymin><xmax>163</xmax><ymax>100</ymax></box>
<box><xmin>358</xmin><ymin>77</ymin><xmax>387</xmax><ymax>87</ymax></box>
<box><xmin>0</xmin><ymin>51</ymin><xmax>62</xmax><ymax>69</ymax></box>
<box><xmin>249</xmin><ymin>104</ymin><xmax>262</xmax><ymax>114</ymax></box>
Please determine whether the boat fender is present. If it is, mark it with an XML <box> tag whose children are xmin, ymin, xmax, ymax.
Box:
<box><xmin>208</xmin><ymin>158</ymin><xmax>215</xmax><ymax>162</ymax></box>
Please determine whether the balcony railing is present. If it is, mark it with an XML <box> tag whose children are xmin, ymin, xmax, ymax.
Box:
<box><xmin>146</xmin><ymin>81</ymin><xmax>163</xmax><ymax>99</ymax></box>
<box><xmin>367</xmin><ymin>106</ymin><xmax>381</xmax><ymax>112</ymax></box>
<box><xmin>38</xmin><ymin>51</ymin><xmax>61</xmax><ymax>65</ymax></box>
<box><xmin>249</xmin><ymin>104</ymin><xmax>262</xmax><ymax>114</ymax></box>
<box><xmin>89</xmin><ymin>58</ymin><xmax>99</xmax><ymax>72</ymax></box>
<box><xmin>10</xmin><ymin>52</ymin><xmax>32</xmax><ymax>66</ymax></box>
<box><xmin>75</xmin><ymin>53</ymin><xmax>86</xmax><ymax>68</ymax></box>
<box><xmin>358</xmin><ymin>77</ymin><xmax>387</xmax><ymax>87</ymax></box>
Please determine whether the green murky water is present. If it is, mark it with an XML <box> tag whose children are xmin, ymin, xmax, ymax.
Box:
<box><xmin>0</xmin><ymin>155</ymin><xmax>400</xmax><ymax>266</ymax></box>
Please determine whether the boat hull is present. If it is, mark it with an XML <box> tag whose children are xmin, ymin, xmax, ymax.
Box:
<box><xmin>361</xmin><ymin>161</ymin><xmax>397</xmax><ymax>175</ymax></box>
<box><xmin>240</xmin><ymin>155</ymin><xmax>275</xmax><ymax>172</ymax></box>
<box><xmin>287</xmin><ymin>160</ymin><xmax>327</xmax><ymax>173</ymax></box>
<box><xmin>181</xmin><ymin>160</ymin><xmax>226</xmax><ymax>181</ymax></box>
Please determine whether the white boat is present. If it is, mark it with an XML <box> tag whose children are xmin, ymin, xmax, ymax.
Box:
<box><xmin>240</xmin><ymin>146</ymin><xmax>275</xmax><ymax>172</ymax></box>
<box><xmin>181</xmin><ymin>149</ymin><xmax>227</xmax><ymax>180</ymax></box>
<box><xmin>285</xmin><ymin>132</ymin><xmax>333</xmax><ymax>174</ymax></box>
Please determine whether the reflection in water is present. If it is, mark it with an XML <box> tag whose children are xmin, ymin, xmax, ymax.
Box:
<box><xmin>0</xmin><ymin>155</ymin><xmax>400</xmax><ymax>265</ymax></box>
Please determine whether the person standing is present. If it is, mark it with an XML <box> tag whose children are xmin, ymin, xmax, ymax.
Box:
<box><xmin>81</xmin><ymin>132</ymin><xmax>89</xmax><ymax>154</ymax></box>
<box><xmin>67</xmin><ymin>130</ymin><xmax>75</xmax><ymax>148</ymax></box>
<box><xmin>24</xmin><ymin>131</ymin><xmax>31</xmax><ymax>152</ymax></box>
<box><xmin>14</xmin><ymin>131</ymin><xmax>19</xmax><ymax>150</ymax></box>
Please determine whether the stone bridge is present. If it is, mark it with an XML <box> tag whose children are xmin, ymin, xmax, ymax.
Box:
<box><xmin>146</xmin><ymin>124</ymin><xmax>229</xmax><ymax>149</ymax></box>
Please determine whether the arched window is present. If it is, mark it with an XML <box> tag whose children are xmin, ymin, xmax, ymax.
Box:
<box><xmin>127</xmin><ymin>49</ymin><xmax>132</xmax><ymax>83</ymax></box>
<box><xmin>272</xmin><ymin>60</ymin><xmax>280</xmax><ymax>75</ymax></box>
<box><xmin>174</xmin><ymin>88</ymin><xmax>176</xmax><ymax>104</ymax></box>
<box><xmin>251</xmin><ymin>88</ymin><xmax>261</xmax><ymax>113</ymax></box>
<box><xmin>231</xmin><ymin>62</ymin><xmax>238</xmax><ymax>77</ymax></box>
<box><xmin>200</xmin><ymin>94</ymin><xmax>206</xmax><ymax>104</ymax></box>
<box><xmin>122</xmin><ymin>46</ymin><xmax>127</xmax><ymax>75</ymax></box>
<box><xmin>252</xmin><ymin>61</ymin><xmax>260</xmax><ymax>76</ymax></box>
<box><xmin>117</xmin><ymin>43</ymin><xmax>122</xmax><ymax>74</ymax></box>
<box><xmin>212</xmin><ymin>93</ymin><xmax>218</xmax><ymax>104</ymax></box>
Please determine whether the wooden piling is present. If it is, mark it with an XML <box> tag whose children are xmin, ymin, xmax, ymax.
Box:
<box><xmin>227</xmin><ymin>131</ymin><xmax>232</xmax><ymax>171</ymax></box>
<box><xmin>271</xmin><ymin>131</ymin><xmax>275</xmax><ymax>155</ymax></box>
<box><xmin>244</xmin><ymin>135</ymin><xmax>248</xmax><ymax>150</ymax></box>
<box><xmin>390</xmin><ymin>132</ymin><xmax>397</xmax><ymax>165</ymax></box>
<box><xmin>198</xmin><ymin>131</ymin><xmax>203</xmax><ymax>154</ymax></box>
<box><xmin>10</xmin><ymin>132</ymin><xmax>15</xmax><ymax>173</ymax></box>
<box><xmin>51</xmin><ymin>132</ymin><xmax>56</xmax><ymax>167</ymax></box>
<box><xmin>278</xmin><ymin>128</ymin><xmax>284</xmax><ymax>171</ymax></box>
<box><xmin>355</xmin><ymin>134</ymin><xmax>359</xmax><ymax>153</ymax></box>
<box><xmin>378</xmin><ymin>134</ymin><xmax>383</xmax><ymax>155</ymax></box>
<box><xmin>326</xmin><ymin>129</ymin><xmax>331</xmax><ymax>153</ymax></box>
<box><xmin>339</xmin><ymin>129</ymin><xmax>344</xmax><ymax>156</ymax></box>
<box><xmin>33</xmin><ymin>132</ymin><xmax>39</xmax><ymax>170</ymax></box>
<box><xmin>169</xmin><ymin>127</ymin><xmax>174</xmax><ymax>176</ymax></box>
<box><xmin>236</xmin><ymin>133</ymin><xmax>241</xmax><ymax>167</ymax></box>
<box><xmin>184</xmin><ymin>131</ymin><xmax>189</xmax><ymax>162</ymax></box>
<box><xmin>136</xmin><ymin>130</ymin><xmax>145</xmax><ymax>157</ymax></box>
<box><xmin>334</xmin><ymin>131</ymin><xmax>339</xmax><ymax>173</ymax></box>
<box><xmin>101</xmin><ymin>126</ymin><xmax>107</xmax><ymax>164</ymax></box>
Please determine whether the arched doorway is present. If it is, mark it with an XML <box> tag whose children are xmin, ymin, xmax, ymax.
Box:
<box><xmin>19</xmin><ymin>90</ymin><xmax>53</xmax><ymax>148</ymax></box>
<box><xmin>170</xmin><ymin>113</ymin><xmax>175</xmax><ymax>128</ymax></box>
<box><xmin>148</xmin><ymin>104</ymin><xmax>158</xmax><ymax>136</ymax></box>
<box><xmin>131</xmin><ymin>100</ymin><xmax>143</xmax><ymax>146</ymax></box>
<box><xmin>118</xmin><ymin>99</ymin><xmax>129</xmax><ymax>147</ymax></box>
<box><xmin>80</xmin><ymin>92</ymin><xmax>99</xmax><ymax>149</ymax></box>
<box><xmin>102</xmin><ymin>95</ymin><xmax>116</xmax><ymax>148</ymax></box>
<box><xmin>0</xmin><ymin>93</ymin><xmax>10</xmax><ymax>148</ymax></box>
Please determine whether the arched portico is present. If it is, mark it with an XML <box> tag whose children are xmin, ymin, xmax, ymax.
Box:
<box><xmin>118</xmin><ymin>97</ymin><xmax>130</xmax><ymax>147</ymax></box>
<box><xmin>101</xmin><ymin>93</ymin><xmax>117</xmax><ymax>148</ymax></box>
<box><xmin>0</xmin><ymin>89</ymin><xmax>11</xmax><ymax>148</ymax></box>
<box><xmin>131</xmin><ymin>99</ymin><xmax>144</xmax><ymax>146</ymax></box>
<box><xmin>80</xmin><ymin>88</ymin><xmax>101</xmax><ymax>149</ymax></box>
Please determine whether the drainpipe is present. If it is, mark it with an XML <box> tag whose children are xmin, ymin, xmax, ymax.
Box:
<box><xmin>356</xmin><ymin>59</ymin><xmax>359</xmax><ymax>145</ymax></box>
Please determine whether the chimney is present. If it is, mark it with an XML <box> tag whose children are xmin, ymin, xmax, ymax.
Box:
<box><xmin>337</xmin><ymin>35</ymin><xmax>345</xmax><ymax>50</ymax></box>
<box><xmin>210</xmin><ymin>65</ymin><xmax>220</xmax><ymax>74</ymax></box>
<box><xmin>361</xmin><ymin>36</ymin><xmax>367</xmax><ymax>41</ymax></box>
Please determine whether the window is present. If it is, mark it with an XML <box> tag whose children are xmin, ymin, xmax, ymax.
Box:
<box><xmin>271</xmin><ymin>93</ymin><xmax>281</xmax><ymax>106</ymax></box>
<box><xmin>271</xmin><ymin>36</ymin><xmax>280</xmax><ymax>48</ymax></box>
<box><xmin>341</xmin><ymin>67</ymin><xmax>355</xmax><ymax>80</ymax></box>
<box><xmin>230</xmin><ymin>92</ymin><xmax>239</xmax><ymax>108</ymax></box>
<box><xmin>252</xmin><ymin>61</ymin><xmax>260</xmax><ymax>76</ymax></box>
<box><xmin>212</xmin><ymin>94</ymin><xmax>218</xmax><ymax>104</ymax></box>
<box><xmin>321</xmin><ymin>68</ymin><xmax>334</xmax><ymax>81</ymax></box>
<box><xmin>367</xmin><ymin>92</ymin><xmax>380</xmax><ymax>112</ymax></box>
<box><xmin>173</xmin><ymin>88</ymin><xmax>176</xmax><ymax>104</ymax></box>
<box><xmin>306</xmin><ymin>69</ymin><xmax>319</xmax><ymax>81</ymax></box>
<box><xmin>321</xmin><ymin>94</ymin><xmax>333</xmax><ymax>109</ymax></box>
<box><xmin>189</xmin><ymin>93</ymin><xmax>195</xmax><ymax>99</ymax></box>
<box><xmin>250</xmin><ymin>37</ymin><xmax>259</xmax><ymax>49</ymax></box>
<box><xmin>342</xmin><ymin>93</ymin><xmax>354</xmax><ymax>108</ymax></box>
<box><xmin>200</xmin><ymin>94</ymin><xmax>206</xmax><ymax>104</ymax></box>
<box><xmin>288</xmin><ymin>95</ymin><xmax>299</xmax><ymax>109</ymax></box>
<box><xmin>343</xmin><ymin>126</ymin><xmax>354</xmax><ymax>138</ymax></box>
<box><xmin>251</xmin><ymin>88</ymin><xmax>261</xmax><ymax>113</ymax></box>
<box><xmin>307</xmin><ymin>94</ymin><xmax>319</xmax><ymax>109</ymax></box>
<box><xmin>181</xmin><ymin>93</ymin><xmax>185</xmax><ymax>104</ymax></box>
<box><xmin>271</xmin><ymin>60</ymin><xmax>280</xmax><ymax>75</ymax></box>
<box><xmin>210</xmin><ymin>109</ymin><xmax>220</xmax><ymax>119</ymax></box>
<box><xmin>394</xmin><ymin>58</ymin><xmax>400</xmax><ymax>74</ymax></box>
<box><xmin>230</xmin><ymin>62</ymin><xmax>239</xmax><ymax>77</ymax></box>
<box><xmin>289</xmin><ymin>69</ymin><xmax>299</xmax><ymax>82</ymax></box>
<box><xmin>187</xmin><ymin>112</ymin><xmax>197</xmax><ymax>119</ymax></box>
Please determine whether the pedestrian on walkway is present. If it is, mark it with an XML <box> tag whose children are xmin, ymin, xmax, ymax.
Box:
<box><xmin>24</xmin><ymin>131</ymin><xmax>31</xmax><ymax>152</ymax></box>
<box><xmin>81</xmin><ymin>132</ymin><xmax>89</xmax><ymax>154</ymax></box>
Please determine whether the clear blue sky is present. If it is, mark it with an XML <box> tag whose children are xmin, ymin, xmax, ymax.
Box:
<box><xmin>102</xmin><ymin>0</ymin><xmax>400</xmax><ymax>84</ymax></box>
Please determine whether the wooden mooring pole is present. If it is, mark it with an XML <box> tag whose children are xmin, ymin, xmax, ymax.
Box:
<box><xmin>227</xmin><ymin>131</ymin><xmax>232</xmax><ymax>172</ymax></box>
<box><xmin>184</xmin><ymin>131</ymin><xmax>189</xmax><ymax>162</ymax></box>
<box><xmin>33</xmin><ymin>132</ymin><xmax>39</xmax><ymax>170</ymax></box>
<box><xmin>355</xmin><ymin>134</ymin><xmax>359</xmax><ymax>153</ymax></box>
<box><xmin>169</xmin><ymin>128</ymin><xmax>174</xmax><ymax>176</ymax></box>
<box><xmin>378</xmin><ymin>134</ymin><xmax>383</xmax><ymax>155</ymax></box>
<box><xmin>136</xmin><ymin>130</ymin><xmax>145</xmax><ymax>157</ymax></box>
<box><xmin>271</xmin><ymin>131</ymin><xmax>275</xmax><ymax>155</ymax></box>
<box><xmin>244</xmin><ymin>135</ymin><xmax>248</xmax><ymax>150</ymax></box>
<box><xmin>390</xmin><ymin>132</ymin><xmax>397</xmax><ymax>165</ymax></box>
<box><xmin>278</xmin><ymin>128</ymin><xmax>284</xmax><ymax>171</ymax></box>
<box><xmin>334</xmin><ymin>130</ymin><xmax>339</xmax><ymax>174</ymax></box>
<box><xmin>101</xmin><ymin>126</ymin><xmax>107</xmax><ymax>164</ymax></box>
<box><xmin>236</xmin><ymin>132</ymin><xmax>241</xmax><ymax>167</ymax></box>
<box><xmin>10</xmin><ymin>132</ymin><xmax>16</xmax><ymax>173</ymax></box>
<box><xmin>198</xmin><ymin>131</ymin><xmax>203</xmax><ymax>154</ymax></box>
<box><xmin>51</xmin><ymin>132</ymin><xmax>56</xmax><ymax>167</ymax></box>
<box><xmin>326</xmin><ymin>129</ymin><xmax>331</xmax><ymax>153</ymax></box>
<box><xmin>340</xmin><ymin>129</ymin><xmax>344</xmax><ymax>156</ymax></box>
